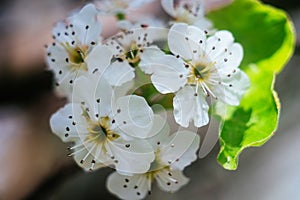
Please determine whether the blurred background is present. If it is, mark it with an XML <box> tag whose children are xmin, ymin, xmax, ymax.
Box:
<box><xmin>0</xmin><ymin>0</ymin><xmax>299</xmax><ymax>199</ymax></box>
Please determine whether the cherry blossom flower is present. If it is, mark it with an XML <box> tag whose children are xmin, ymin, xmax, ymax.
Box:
<box><xmin>46</xmin><ymin>4</ymin><xmax>109</xmax><ymax>98</ymax></box>
<box><xmin>107</xmin><ymin>127</ymin><xmax>200</xmax><ymax>199</ymax></box>
<box><xmin>140</xmin><ymin>23</ymin><xmax>250</xmax><ymax>127</ymax></box>
<box><xmin>102</xmin><ymin>26</ymin><xmax>167</xmax><ymax>86</ymax></box>
<box><xmin>50</xmin><ymin>74</ymin><xmax>159</xmax><ymax>174</ymax></box>
<box><xmin>39</xmin><ymin>0</ymin><xmax>286</xmax><ymax>199</ymax></box>
<box><xmin>161</xmin><ymin>0</ymin><xmax>212</xmax><ymax>30</ymax></box>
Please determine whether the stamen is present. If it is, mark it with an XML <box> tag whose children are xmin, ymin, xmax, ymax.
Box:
<box><xmin>200</xmin><ymin>82</ymin><xmax>208</xmax><ymax>96</ymax></box>
<box><xmin>202</xmin><ymin>82</ymin><xmax>217</xmax><ymax>99</ymax></box>
<box><xmin>147</xmin><ymin>176</ymin><xmax>152</xmax><ymax>195</ymax></box>
<box><xmin>134</xmin><ymin>175</ymin><xmax>144</xmax><ymax>191</ymax></box>
<box><xmin>70</xmin><ymin>142</ymin><xmax>85</xmax><ymax>150</ymax></box>
<box><xmin>195</xmin><ymin>81</ymin><xmax>200</xmax><ymax>95</ymax></box>
<box><xmin>68</xmin><ymin>146</ymin><xmax>86</xmax><ymax>157</ymax></box>
<box><xmin>82</xmin><ymin>143</ymin><xmax>97</xmax><ymax>163</ymax></box>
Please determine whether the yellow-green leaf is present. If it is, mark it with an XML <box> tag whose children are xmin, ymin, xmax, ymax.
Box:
<box><xmin>208</xmin><ymin>0</ymin><xmax>295</xmax><ymax>170</ymax></box>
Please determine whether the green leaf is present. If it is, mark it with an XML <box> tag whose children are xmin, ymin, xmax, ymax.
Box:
<box><xmin>217</xmin><ymin>67</ymin><xmax>279</xmax><ymax>170</ymax></box>
<box><xmin>207</xmin><ymin>0</ymin><xmax>295</xmax><ymax>170</ymax></box>
<box><xmin>208</xmin><ymin>0</ymin><xmax>295</xmax><ymax>73</ymax></box>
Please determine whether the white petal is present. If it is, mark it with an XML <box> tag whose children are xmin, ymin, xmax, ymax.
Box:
<box><xmin>186</xmin><ymin>25</ymin><xmax>207</xmax><ymax>57</ymax></box>
<box><xmin>73</xmin><ymin>73</ymin><xmax>114</xmax><ymax>117</ymax></box>
<box><xmin>94</xmin><ymin>75</ymin><xmax>115</xmax><ymax>117</ymax></box>
<box><xmin>193</xmin><ymin>92</ymin><xmax>210</xmax><ymax>128</ymax></box>
<box><xmin>46</xmin><ymin>43</ymin><xmax>70</xmax><ymax>83</ymax></box>
<box><xmin>52</xmin><ymin>22</ymin><xmax>73</xmax><ymax>44</ymax></box>
<box><xmin>213</xmin><ymin>68</ymin><xmax>250</xmax><ymax>105</ymax></box>
<box><xmin>85</xmin><ymin>44</ymin><xmax>113</xmax><ymax>74</ymax></box>
<box><xmin>150</xmin><ymin>55</ymin><xmax>188</xmax><ymax>94</ymax></box>
<box><xmin>161</xmin><ymin>0</ymin><xmax>176</xmax><ymax>17</ymax></box>
<box><xmin>57</xmin><ymin>68</ymin><xmax>90</xmax><ymax>100</ymax></box>
<box><xmin>53</xmin><ymin>79</ymin><xmax>72</xmax><ymax>99</ymax></box>
<box><xmin>206</xmin><ymin>30</ymin><xmax>234</xmax><ymax>59</ymax></box>
<box><xmin>146</xmin><ymin>115</ymin><xmax>171</xmax><ymax>148</ymax></box>
<box><xmin>168</xmin><ymin>24</ymin><xmax>206</xmax><ymax>61</ymax></box>
<box><xmin>168</xmin><ymin>23</ymin><xmax>193</xmax><ymax>60</ymax></box>
<box><xmin>173</xmin><ymin>86</ymin><xmax>209</xmax><ymax>127</ymax></box>
<box><xmin>207</xmin><ymin>30</ymin><xmax>234</xmax><ymax>49</ymax></box>
<box><xmin>159</xmin><ymin>131</ymin><xmax>199</xmax><ymax>167</ymax></box>
<box><xmin>222</xmin><ymin>43</ymin><xmax>244</xmax><ymax>70</ymax></box>
<box><xmin>148</xmin><ymin>115</ymin><xmax>170</xmax><ymax>139</ymax></box>
<box><xmin>69</xmin><ymin>4</ymin><xmax>98</xmax><ymax>26</ymax></box>
<box><xmin>187</xmin><ymin>25</ymin><xmax>207</xmax><ymax>42</ymax></box>
<box><xmin>113</xmin><ymin>95</ymin><xmax>154</xmax><ymax>138</ymax></box>
<box><xmin>72</xmin><ymin>75</ymin><xmax>96</xmax><ymax>105</ymax></box>
<box><xmin>214</xmin><ymin>30</ymin><xmax>235</xmax><ymax>46</ymax></box>
<box><xmin>106</xmin><ymin>139</ymin><xmax>155</xmax><ymax>174</ymax></box>
<box><xmin>211</xmin><ymin>43</ymin><xmax>243</xmax><ymax>71</ymax></box>
<box><xmin>103</xmin><ymin>61</ymin><xmax>135</xmax><ymax>86</ymax></box>
<box><xmin>134</xmin><ymin>26</ymin><xmax>168</xmax><ymax>43</ymax></box>
<box><xmin>198</xmin><ymin>117</ymin><xmax>220</xmax><ymax>158</ymax></box>
<box><xmin>68</xmin><ymin>4</ymin><xmax>102</xmax><ymax>45</ymax></box>
<box><xmin>205</xmin><ymin>31</ymin><xmax>243</xmax><ymax>70</ymax></box>
<box><xmin>155</xmin><ymin>169</ymin><xmax>189</xmax><ymax>192</ymax></box>
<box><xmin>113</xmin><ymin>79</ymin><xmax>135</xmax><ymax>99</ymax></box>
<box><xmin>170</xmin><ymin>132</ymin><xmax>200</xmax><ymax>170</ymax></box>
<box><xmin>139</xmin><ymin>47</ymin><xmax>166</xmax><ymax>74</ymax></box>
<box><xmin>107</xmin><ymin>172</ymin><xmax>150</xmax><ymax>200</ymax></box>
<box><xmin>50</xmin><ymin>103</ymin><xmax>87</xmax><ymax>143</ymax></box>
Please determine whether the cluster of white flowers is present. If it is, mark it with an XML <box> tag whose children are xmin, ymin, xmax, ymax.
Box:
<box><xmin>46</xmin><ymin>1</ymin><xmax>249</xmax><ymax>199</ymax></box>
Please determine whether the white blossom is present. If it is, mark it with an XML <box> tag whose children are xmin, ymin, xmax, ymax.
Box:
<box><xmin>50</xmin><ymin>74</ymin><xmax>159</xmax><ymax>174</ymax></box>
<box><xmin>42</xmin><ymin>0</ymin><xmax>265</xmax><ymax>199</ymax></box>
<box><xmin>140</xmin><ymin>23</ymin><xmax>250</xmax><ymax>127</ymax></box>
<box><xmin>46</xmin><ymin>4</ymin><xmax>109</xmax><ymax>98</ymax></box>
<box><xmin>107</xmin><ymin>127</ymin><xmax>200</xmax><ymax>200</ymax></box>
<box><xmin>102</xmin><ymin>26</ymin><xmax>167</xmax><ymax>86</ymax></box>
<box><xmin>161</xmin><ymin>0</ymin><xmax>212</xmax><ymax>30</ymax></box>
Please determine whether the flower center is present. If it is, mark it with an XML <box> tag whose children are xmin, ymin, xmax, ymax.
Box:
<box><xmin>147</xmin><ymin>149</ymin><xmax>168</xmax><ymax>173</ymax></box>
<box><xmin>116</xmin><ymin>41</ymin><xmax>142</xmax><ymax>66</ymax></box>
<box><xmin>63</xmin><ymin>42</ymin><xmax>88</xmax><ymax>71</ymax></box>
<box><xmin>82</xmin><ymin>109</ymin><xmax>119</xmax><ymax>143</ymax></box>
<box><xmin>146</xmin><ymin>152</ymin><xmax>178</xmax><ymax>186</ymax></box>
<box><xmin>110</xmin><ymin>30</ymin><xmax>150</xmax><ymax>66</ymax></box>
<box><xmin>125</xmin><ymin>47</ymin><xmax>140</xmax><ymax>65</ymax></box>
<box><xmin>187</xmin><ymin>62</ymin><xmax>213</xmax><ymax>85</ymax></box>
<box><xmin>146</xmin><ymin>165</ymin><xmax>170</xmax><ymax>181</ymax></box>
<box><xmin>89</xmin><ymin>117</ymin><xmax>120</xmax><ymax>141</ymax></box>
